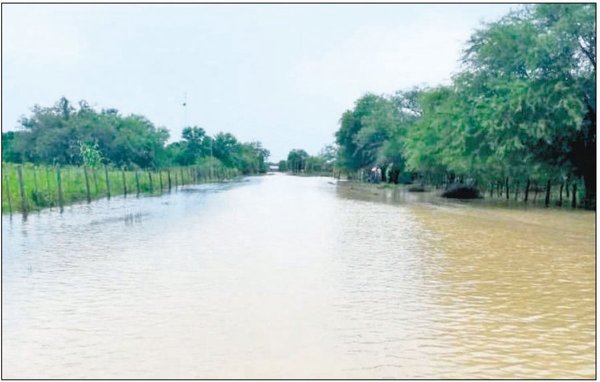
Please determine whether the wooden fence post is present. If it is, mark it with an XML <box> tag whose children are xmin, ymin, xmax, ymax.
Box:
<box><xmin>3</xmin><ymin>168</ymin><xmax>12</xmax><ymax>215</ymax></box>
<box><xmin>45</xmin><ymin>167</ymin><xmax>51</xmax><ymax>194</ymax></box>
<box><xmin>56</xmin><ymin>166</ymin><xmax>64</xmax><ymax>212</ymax></box>
<box><xmin>544</xmin><ymin>180</ymin><xmax>551</xmax><ymax>207</ymax></box>
<box><xmin>17</xmin><ymin>165</ymin><xmax>27</xmax><ymax>213</ymax></box>
<box><xmin>558</xmin><ymin>183</ymin><xmax>564</xmax><ymax>207</ymax></box>
<box><xmin>135</xmin><ymin>171</ymin><xmax>140</xmax><ymax>196</ymax></box>
<box><xmin>83</xmin><ymin>166</ymin><xmax>92</xmax><ymax>203</ymax></box>
<box><xmin>104</xmin><ymin>165</ymin><xmax>111</xmax><ymax>199</ymax></box>
<box><xmin>92</xmin><ymin>169</ymin><xmax>99</xmax><ymax>196</ymax></box>
<box><xmin>122</xmin><ymin>168</ymin><xmax>128</xmax><ymax>197</ymax></box>
<box><xmin>32</xmin><ymin>166</ymin><xmax>39</xmax><ymax>197</ymax></box>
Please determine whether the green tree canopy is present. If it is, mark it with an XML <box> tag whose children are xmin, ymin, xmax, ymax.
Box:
<box><xmin>3</xmin><ymin>97</ymin><xmax>270</xmax><ymax>175</ymax></box>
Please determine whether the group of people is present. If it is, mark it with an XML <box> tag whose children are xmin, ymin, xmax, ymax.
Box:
<box><xmin>367</xmin><ymin>166</ymin><xmax>383</xmax><ymax>183</ymax></box>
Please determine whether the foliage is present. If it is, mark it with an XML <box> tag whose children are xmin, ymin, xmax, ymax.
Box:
<box><xmin>3</xmin><ymin>97</ymin><xmax>270</xmax><ymax>176</ymax></box>
<box><xmin>334</xmin><ymin>91</ymin><xmax>422</xmax><ymax>182</ymax></box>
<box><xmin>79</xmin><ymin>142</ymin><xmax>103</xmax><ymax>168</ymax></box>
<box><xmin>278</xmin><ymin>160</ymin><xmax>288</xmax><ymax>172</ymax></box>
<box><xmin>332</xmin><ymin>4</ymin><xmax>595</xmax><ymax>207</ymax></box>
<box><xmin>286</xmin><ymin>149</ymin><xmax>309</xmax><ymax>173</ymax></box>
<box><xmin>1</xmin><ymin>132</ymin><xmax>20</xmax><ymax>163</ymax></box>
<box><xmin>460</xmin><ymin>4</ymin><xmax>595</xmax><ymax>206</ymax></box>
<box><xmin>281</xmin><ymin>145</ymin><xmax>337</xmax><ymax>175</ymax></box>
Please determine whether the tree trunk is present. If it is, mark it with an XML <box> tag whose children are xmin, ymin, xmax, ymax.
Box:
<box><xmin>558</xmin><ymin>183</ymin><xmax>563</xmax><ymax>207</ymax></box>
<box><xmin>570</xmin><ymin>106</ymin><xmax>595</xmax><ymax>209</ymax></box>
<box><xmin>582</xmin><ymin>108</ymin><xmax>596</xmax><ymax>209</ymax></box>
<box><xmin>583</xmin><ymin>170</ymin><xmax>595</xmax><ymax>210</ymax></box>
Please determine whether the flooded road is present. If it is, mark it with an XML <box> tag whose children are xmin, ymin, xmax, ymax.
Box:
<box><xmin>2</xmin><ymin>174</ymin><xmax>595</xmax><ymax>378</ymax></box>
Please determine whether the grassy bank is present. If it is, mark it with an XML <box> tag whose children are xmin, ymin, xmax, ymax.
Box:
<box><xmin>2</xmin><ymin>162</ymin><xmax>238</xmax><ymax>214</ymax></box>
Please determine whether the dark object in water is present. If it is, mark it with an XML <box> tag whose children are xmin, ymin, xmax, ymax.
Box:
<box><xmin>442</xmin><ymin>183</ymin><xmax>481</xmax><ymax>199</ymax></box>
<box><xmin>408</xmin><ymin>185</ymin><xmax>426</xmax><ymax>192</ymax></box>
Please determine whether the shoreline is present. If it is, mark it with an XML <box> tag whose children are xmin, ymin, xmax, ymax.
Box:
<box><xmin>334</xmin><ymin>179</ymin><xmax>594</xmax><ymax>213</ymax></box>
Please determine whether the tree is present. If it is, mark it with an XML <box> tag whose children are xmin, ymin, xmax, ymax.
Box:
<box><xmin>10</xmin><ymin>99</ymin><xmax>170</xmax><ymax>169</ymax></box>
<box><xmin>1</xmin><ymin>132</ymin><xmax>22</xmax><ymax>163</ymax></box>
<box><xmin>79</xmin><ymin>142</ymin><xmax>103</xmax><ymax>168</ymax></box>
<box><xmin>287</xmin><ymin>149</ymin><xmax>309</xmax><ymax>173</ymax></box>
<box><xmin>4</xmin><ymin>97</ymin><xmax>271</xmax><ymax>176</ymax></box>
<box><xmin>318</xmin><ymin>144</ymin><xmax>337</xmax><ymax>172</ymax></box>
<box><xmin>278</xmin><ymin>160</ymin><xmax>288</xmax><ymax>172</ymax></box>
<box><xmin>212</xmin><ymin>132</ymin><xmax>241</xmax><ymax>168</ymax></box>
<box><xmin>334</xmin><ymin>91</ymin><xmax>420</xmax><ymax>182</ymax></box>
<box><xmin>335</xmin><ymin>94</ymin><xmax>386</xmax><ymax>170</ymax></box>
<box><xmin>110</xmin><ymin>114</ymin><xmax>169</xmax><ymax>168</ymax></box>
<box><xmin>176</xmin><ymin>126</ymin><xmax>209</xmax><ymax>165</ymax></box>
<box><xmin>463</xmin><ymin>4</ymin><xmax>595</xmax><ymax>205</ymax></box>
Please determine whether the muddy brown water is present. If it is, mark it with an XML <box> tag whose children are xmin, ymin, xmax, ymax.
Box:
<box><xmin>2</xmin><ymin>174</ymin><xmax>595</xmax><ymax>378</ymax></box>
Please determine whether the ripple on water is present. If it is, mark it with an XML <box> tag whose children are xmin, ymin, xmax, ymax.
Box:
<box><xmin>2</xmin><ymin>175</ymin><xmax>595</xmax><ymax>378</ymax></box>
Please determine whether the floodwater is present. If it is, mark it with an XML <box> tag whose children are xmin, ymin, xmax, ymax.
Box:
<box><xmin>2</xmin><ymin>174</ymin><xmax>595</xmax><ymax>379</ymax></box>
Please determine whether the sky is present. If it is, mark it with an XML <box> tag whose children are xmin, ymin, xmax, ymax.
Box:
<box><xmin>2</xmin><ymin>4</ymin><xmax>516</xmax><ymax>161</ymax></box>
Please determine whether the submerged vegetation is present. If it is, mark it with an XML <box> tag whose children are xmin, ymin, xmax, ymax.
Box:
<box><xmin>332</xmin><ymin>4</ymin><xmax>595</xmax><ymax>209</ymax></box>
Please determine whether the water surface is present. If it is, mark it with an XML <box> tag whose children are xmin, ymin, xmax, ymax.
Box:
<box><xmin>2</xmin><ymin>174</ymin><xmax>595</xmax><ymax>378</ymax></box>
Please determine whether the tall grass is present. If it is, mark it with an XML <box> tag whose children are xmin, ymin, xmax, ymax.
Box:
<box><xmin>2</xmin><ymin>162</ymin><xmax>238</xmax><ymax>214</ymax></box>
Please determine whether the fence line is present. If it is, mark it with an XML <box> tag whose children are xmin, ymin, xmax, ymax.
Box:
<box><xmin>2</xmin><ymin>164</ymin><xmax>238</xmax><ymax>214</ymax></box>
<box><xmin>345</xmin><ymin>169</ymin><xmax>586</xmax><ymax>209</ymax></box>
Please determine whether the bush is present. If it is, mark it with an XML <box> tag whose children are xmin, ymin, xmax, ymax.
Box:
<box><xmin>408</xmin><ymin>185</ymin><xmax>426</xmax><ymax>192</ymax></box>
<box><xmin>441</xmin><ymin>183</ymin><xmax>481</xmax><ymax>199</ymax></box>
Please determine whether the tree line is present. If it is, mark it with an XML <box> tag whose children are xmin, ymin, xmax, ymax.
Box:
<box><xmin>333</xmin><ymin>4</ymin><xmax>595</xmax><ymax>208</ymax></box>
<box><xmin>278</xmin><ymin>146</ymin><xmax>337</xmax><ymax>175</ymax></box>
<box><xmin>2</xmin><ymin>97</ymin><xmax>270</xmax><ymax>174</ymax></box>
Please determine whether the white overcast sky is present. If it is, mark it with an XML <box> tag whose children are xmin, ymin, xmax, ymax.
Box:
<box><xmin>2</xmin><ymin>4</ymin><xmax>516</xmax><ymax>161</ymax></box>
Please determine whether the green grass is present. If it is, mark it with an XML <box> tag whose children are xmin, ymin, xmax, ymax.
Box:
<box><xmin>2</xmin><ymin>163</ymin><xmax>238</xmax><ymax>214</ymax></box>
